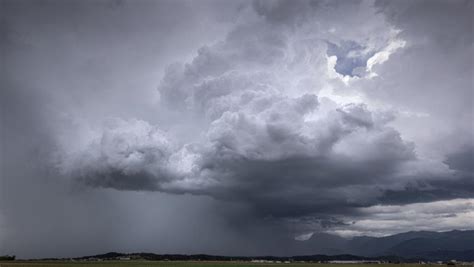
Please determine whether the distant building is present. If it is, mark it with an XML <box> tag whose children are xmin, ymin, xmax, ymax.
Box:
<box><xmin>329</xmin><ymin>260</ymin><xmax>382</xmax><ymax>264</ymax></box>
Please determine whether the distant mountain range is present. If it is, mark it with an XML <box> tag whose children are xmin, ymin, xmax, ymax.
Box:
<box><xmin>290</xmin><ymin>230</ymin><xmax>474</xmax><ymax>261</ymax></box>
<box><xmin>66</xmin><ymin>230</ymin><xmax>474</xmax><ymax>262</ymax></box>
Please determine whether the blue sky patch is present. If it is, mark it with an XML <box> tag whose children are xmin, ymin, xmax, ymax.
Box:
<box><xmin>327</xmin><ymin>40</ymin><xmax>376</xmax><ymax>77</ymax></box>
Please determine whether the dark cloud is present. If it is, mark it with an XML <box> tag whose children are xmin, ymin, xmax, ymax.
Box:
<box><xmin>56</xmin><ymin>0</ymin><xmax>416</xmax><ymax>224</ymax></box>
<box><xmin>0</xmin><ymin>0</ymin><xmax>251</xmax><ymax>258</ymax></box>
<box><xmin>54</xmin><ymin>0</ymin><xmax>472</xmax><ymax>231</ymax></box>
<box><xmin>252</xmin><ymin>0</ymin><xmax>319</xmax><ymax>25</ymax></box>
<box><xmin>445</xmin><ymin>146</ymin><xmax>474</xmax><ymax>173</ymax></box>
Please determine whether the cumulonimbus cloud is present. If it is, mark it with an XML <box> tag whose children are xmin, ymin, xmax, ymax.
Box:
<box><xmin>54</xmin><ymin>0</ymin><xmax>472</xmax><ymax>231</ymax></box>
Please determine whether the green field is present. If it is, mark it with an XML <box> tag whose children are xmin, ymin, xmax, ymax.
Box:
<box><xmin>0</xmin><ymin>262</ymin><xmax>446</xmax><ymax>267</ymax></box>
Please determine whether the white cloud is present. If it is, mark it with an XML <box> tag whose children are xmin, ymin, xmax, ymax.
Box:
<box><xmin>295</xmin><ymin>232</ymin><xmax>314</xmax><ymax>241</ymax></box>
<box><xmin>366</xmin><ymin>31</ymin><xmax>406</xmax><ymax>77</ymax></box>
<box><xmin>327</xmin><ymin>199</ymin><xmax>474</xmax><ymax>237</ymax></box>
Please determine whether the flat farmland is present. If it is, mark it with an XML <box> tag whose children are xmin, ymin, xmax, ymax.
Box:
<box><xmin>0</xmin><ymin>262</ymin><xmax>447</xmax><ymax>267</ymax></box>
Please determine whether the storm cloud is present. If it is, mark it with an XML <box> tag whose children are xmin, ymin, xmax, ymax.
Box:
<box><xmin>1</xmin><ymin>0</ymin><xmax>473</xmax><ymax>258</ymax></box>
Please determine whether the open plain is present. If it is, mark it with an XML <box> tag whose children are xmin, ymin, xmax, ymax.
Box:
<box><xmin>0</xmin><ymin>263</ymin><xmax>454</xmax><ymax>267</ymax></box>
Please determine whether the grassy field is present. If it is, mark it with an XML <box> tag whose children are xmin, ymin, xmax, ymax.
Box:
<box><xmin>0</xmin><ymin>262</ymin><xmax>447</xmax><ymax>267</ymax></box>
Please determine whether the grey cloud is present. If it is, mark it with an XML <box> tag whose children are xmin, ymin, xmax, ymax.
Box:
<box><xmin>55</xmin><ymin>0</ymin><xmax>465</xmax><ymax>226</ymax></box>
<box><xmin>252</xmin><ymin>0</ymin><xmax>319</xmax><ymax>25</ymax></box>
<box><xmin>51</xmin><ymin>0</ymin><xmax>472</xmax><ymax>233</ymax></box>
<box><xmin>376</xmin><ymin>0</ymin><xmax>473</xmax><ymax>47</ymax></box>
<box><xmin>445</xmin><ymin>145</ymin><xmax>474</xmax><ymax>173</ymax></box>
<box><xmin>1</xmin><ymin>0</ymin><xmax>253</xmax><ymax>258</ymax></box>
<box><xmin>359</xmin><ymin>0</ymin><xmax>473</xmax><ymax>145</ymax></box>
<box><xmin>57</xmin><ymin>9</ymin><xmax>417</xmax><ymax>224</ymax></box>
<box><xmin>57</xmin><ymin>119</ymin><xmax>176</xmax><ymax>191</ymax></box>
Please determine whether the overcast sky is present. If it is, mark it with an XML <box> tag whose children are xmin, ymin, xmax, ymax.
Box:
<box><xmin>1</xmin><ymin>0</ymin><xmax>473</xmax><ymax>259</ymax></box>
